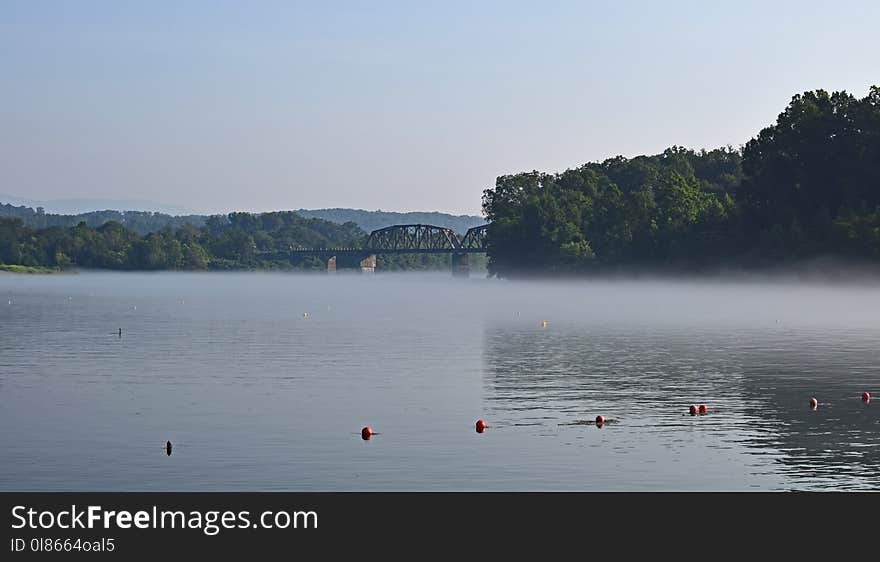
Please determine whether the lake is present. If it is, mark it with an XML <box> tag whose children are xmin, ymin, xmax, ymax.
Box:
<box><xmin>1</xmin><ymin>271</ymin><xmax>879</xmax><ymax>490</ymax></box>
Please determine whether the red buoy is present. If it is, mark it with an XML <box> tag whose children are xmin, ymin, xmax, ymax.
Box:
<box><xmin>698</xmin><ymin>404</ymin><xmax>707</xmax><ymax>415</ymax></box>
<box><xmin>862</xmin><ymin>392</ymin><xmax>871</xmax><ymax>402</ymax></box>
<box><xmin>689</xmin><ymin>405</ymin><xmax>698</xmax><ymax>416</ymax></box>
<box><xmin>809</xmin><ymin>397</ymin><xmax>818</xmax><ymax>409</ymax></box>
<box><xmin>475</xmin><ymin>419</ymin><xmax>487</xmax><ymax>433</ymax></box>
<box><xmin>361</xmin><ymin>426</ymin><xmax>373</xmax><ymax>440</ymax></box>
<box><xmin>595</xmin><ymin>415</ymin><xmax>605</xmax><ymax>426</ymax></box>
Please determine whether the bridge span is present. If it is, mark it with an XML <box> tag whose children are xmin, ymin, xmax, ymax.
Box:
<box><xmin>264</xmin><ymin>224</ymin><xmax>488</xmax><ymax>275</ymax></box>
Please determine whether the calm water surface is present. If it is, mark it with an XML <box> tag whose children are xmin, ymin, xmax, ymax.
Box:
<box><xmin>1</xmin><ymin>272</ymin><xmax>879</xmax><ymax>490</ymax></box>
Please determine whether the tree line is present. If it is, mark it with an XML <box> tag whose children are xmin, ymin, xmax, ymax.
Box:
<box><xmin>0</xmin><ymin>204</ymin><xmax>485</xmax><ymax>238</ymax></box>
<box><xmin>482</xmin><ymin>87</ymin><xmax>880</xmax><ymax>277</ymax></box>
<box><xmin>0</xmin><ymin>204</ymin><xmax>207</xmax><ymax>235</ymax></box>
<box><xmin>0</xmin><ymin>212</ymin><xmax>364</xmax><ymax>271</ymax></box>
<box><xmin>0</xmin><ymin>210</ymin><xmax>476</xmax><ymax>272</ymax></box>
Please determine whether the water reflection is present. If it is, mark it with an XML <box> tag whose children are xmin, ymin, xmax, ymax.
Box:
<box><xmin>483</xmin><ymin>324</ymin><xmax>750</xmax><ymax>426</ymax></box>
<box><xmin>737</xmin><ymin>337</ymin><xmax>880</xmax><ymax>490</ymax></box>
<box><xmin>483</xmin><ymin>323</ymin><xmax>880</xmax><ymax>490</ymax></box>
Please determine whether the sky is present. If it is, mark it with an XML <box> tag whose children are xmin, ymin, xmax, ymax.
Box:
<box><xmin>1</xmin><ymin>0</ymin><xmax>878</xmax><ymax>216</ymax></box>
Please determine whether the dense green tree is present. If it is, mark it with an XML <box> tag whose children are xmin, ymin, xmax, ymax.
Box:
<box><xmin>481</xmin><ymin>86</ymin><xmax>878</xmax><ymax>277</ymax></box>
<box><xmin>739</xmin><ymin>87</ymin><xmax>880</xmax><ymax>259</ymax></box>
<box><xmin>0</xmin><ymin>211</ymin><xmax>369</xmax><ymax>271</ymax></box>
<box><xmin>483</xmin><ymin>147</ymin><xmax>738</xmax><ymax>275</ymax></box>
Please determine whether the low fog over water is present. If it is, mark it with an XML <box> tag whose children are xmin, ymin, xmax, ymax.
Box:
<box><xmin>1</xmin><ymin>272</ymin><xmax>878</xmax><ymax>490</ymax></box>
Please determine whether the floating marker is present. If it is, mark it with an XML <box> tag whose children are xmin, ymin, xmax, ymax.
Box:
<box><xmin>809</xmin><ymin>397</ymin><xmax>818</xmax><ymax>409</ymax></box>
<box><xmin>698</xmin><ymin>404</ymin><xmax>708</xmax><ymax>415</ymax></box>
<box><xmin>165</xmin><ymin>441</ymin><xmax>172</xmax><ymax>456</ymax></box>
<box><xmin>475</xmin><ymin>419</ymin><xmax>487</xmax><ymax>433</ymax></box>
<box><xmin>540</xmin><ymin>321</ymin><xmax>548</xmax><ymax>328</ymax></box>
<box><xmin>595</xmin><ymin>415</ymin><xmax>605</xmax><ymax>426</ymax></box>
<box><xmin>303</xmin><ymin>312</ymin><xmax>309</xmax><ymax>318</ymax></box>
<box><xmin>863</xmin><ymin>392</ymin><xmax>871</xmax><ymax>402</ymax></box>
<box><xmin>361</xmin><ymin>426</ymin><xmax>373</xmax><ymax>440</ymax></box>
<box><xmin>689</xmin><ymin>405</ymin><xmax>698</xmax><ymax>416</ymax></box>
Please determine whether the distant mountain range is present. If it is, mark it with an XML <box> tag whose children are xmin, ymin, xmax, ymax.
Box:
<box><xmin>295</xmin><ymin>208</ymin><xmax>485</xmax><ymax>234</ymax></box>
<box><xmin>0</xmin><ymin>194</ymin><xmax>198</xmax><ymax>216</ymax></box>
<box><xmin>0</xmin><ymin>196</ymin><xmax>485</xmax><ymax>235</ymax></box>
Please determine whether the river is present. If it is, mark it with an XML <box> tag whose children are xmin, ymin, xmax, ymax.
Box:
<box><xmin>1</xmin><ymin>271</ymin><xmax>878</xmax><ymax>490</ymax></box>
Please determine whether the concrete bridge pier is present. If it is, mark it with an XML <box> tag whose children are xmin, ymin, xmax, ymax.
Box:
<box><xmin>451</xmin><ymin>253</ymin><xmax>470</xmax><ymax>277</ymax></box>
<box><xmin>360</xmin><ymin>254</ymin><xmax>377</xmax><ymax>273</ymax></box>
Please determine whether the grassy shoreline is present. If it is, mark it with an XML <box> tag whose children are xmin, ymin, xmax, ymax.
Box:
<box><xmin>0</xmin><ymin>264</ymin><xmax>61</xmax><ymax>274</ymax></box>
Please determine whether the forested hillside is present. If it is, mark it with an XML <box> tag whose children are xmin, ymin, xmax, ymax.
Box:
<box><xmin>482</xmin><ymin>87</ymin><xmax>880</xmax><ymax>277</ymax></box>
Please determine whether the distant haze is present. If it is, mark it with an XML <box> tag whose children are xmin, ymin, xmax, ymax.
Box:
<box><xmin>0</xmin><ymin>197</ymin><xmax>484</xmax><ymax>234</ymax></box>
<box><xmin>2</xmin><ymin>1</ymin><xmax>878</xmax><ymax>215</ymax></box>
<box><xmin>294</xmin><ymin>208</ymin><xmax>484</xmax><ymax>233</ymax></box>
<box><xmin>0</xmin><ymin>193</ymin><xmax>197</xmax><ymax>216</ymax></box>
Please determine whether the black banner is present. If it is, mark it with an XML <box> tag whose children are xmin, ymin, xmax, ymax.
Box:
<box><xmin>0</xmin><ymin>492</ymin><xmax>872</xmax><ymax>557</ymax></box>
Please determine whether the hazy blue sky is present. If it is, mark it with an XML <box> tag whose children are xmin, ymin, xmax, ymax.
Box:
<box><xmin>2</xmin><ymin>0</ymin><xmax>878</xmax><ymax>215</ymax></box>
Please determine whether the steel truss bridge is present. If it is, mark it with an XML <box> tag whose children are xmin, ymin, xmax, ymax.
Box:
<box><xmin>277</xmin><ymin>224</ymin><xmax>489</xmax><ymax>257</ymax></box>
